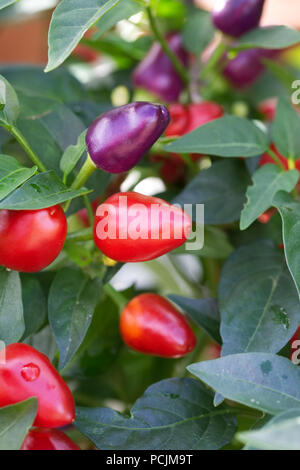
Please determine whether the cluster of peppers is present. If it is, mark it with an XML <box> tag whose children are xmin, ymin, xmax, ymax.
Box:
<box><xmin>0</xmin><ymin>0</ymin><xmax>296</xmax><ymax>450</ymax></box>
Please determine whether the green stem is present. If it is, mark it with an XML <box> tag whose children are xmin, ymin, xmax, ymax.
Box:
<box><xmin>64</xmin><ymin>154</ymin><xmax>97</xmax><ymax>212</ymax></box>
<box><xmin>202</xmin><ymin>258</ymin><xmax>219</xmax><ymax>297</ymax></box>
<box><xmin>103</xmin><ymin>283</ymin><xmax>128</xmax><ymax>311</ymax></box>
<box><xmin>83</xmin><ymin>194</ymin><xmax>94</xmax><ymax>226</ymax></box>
<box><xmin>146</xmin><ymin>6</ymin><xmax>189</xmax><ymax>86</ymax></box>
<box><xmin>8</xmin><ymin>125</ymin><xmax>47</xmax><ymax>172</ymax></box>
<box><xmin>267</xmin><ymin>148</ymin><xmax>285</xmax><ymax>171</ymax></box>
<box><xmin>200</xmin><ymin>39</ymin><xmax>228</xmax><ymax>81</ymax></box>
<box><xmin>66</xmin><ymin>227</ymin><xmax>93</xmax><ymax>242</ymax></box>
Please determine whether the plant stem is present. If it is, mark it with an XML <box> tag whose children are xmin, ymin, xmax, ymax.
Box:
<box><xmin>66</xmin><ymin>227</ymin><xmax>93</xmax><ymax>242</ymax></box>
<box><xmin>71</xmin><ymin>153</ymin><xmax>97</xmax><ymax>190</ymax></box>
<box><xmin>103</xmin><ymin>283</ymin><xmax>128</xmax><ymax>311</ymax></box>
<box><xmin>200</xmin><ymin>39</ymin><xmax>227</xmax><ymax>81</ymax></box>
<box><xmin>8</xmin><ymin>125</ymin><xmax>47</xmax><ymax>172</ymax></box>
<box><xmin>267</xmin><ymin>148</ymin><xmax>285</xmax><ymax>171</ymax></box>
<box><xmin>202</xmin><ymin>258</ymin><xmax>219</xmax><ymax>297</ymax></box>
<box><xmin>83</xmin><ymin>194</ymin><xmax>94</xmax><ymax>226</ymax></box>
<box><xmin>146</xmin><ymin>6</ymin><xmax>189</xmax><ymax>86</ymax></box>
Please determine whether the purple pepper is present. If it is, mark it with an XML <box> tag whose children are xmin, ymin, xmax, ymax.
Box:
<box><xmin>212</xmin><ymin>0</ymin><xmax>265</xmax><ymax>37</ymax></box>
<box><xmin>223</xmin><ymin>48</ymin><xmax>276</xmax><ymax>88</ymax></box>
<box><xmin>132</xmin><ymin>33</ymin><xmax>188</xmax><ymax>102</ymax></box>
<box><xmin>86</xmin><ymin>102</ymin><xmax>170</xmax><ymax>174</ymax></box>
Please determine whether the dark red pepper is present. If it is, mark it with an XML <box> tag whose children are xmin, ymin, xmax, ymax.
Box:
<box><xmin>0</xmin><ymin>343</ymin><xmax>75</xmax><ymax>428</ymax></box>
<box><xmin>93</xmin><ymin>192</ymin><xmax>192</xmax><ymax>262</ymax></box>
<box><xmin>120</xmin><ymin>293</ymin><xmax>196</xmax><ymax>358</ymax></box>
<box><xmin>0</xmin><ymin>206</ymin><xmax>67</xmax><ymax>273</ymax></box>
<box><xmin>21</xmin><ymin>428</ymin><xmax>80</xmax><ymax>451</ymax></box>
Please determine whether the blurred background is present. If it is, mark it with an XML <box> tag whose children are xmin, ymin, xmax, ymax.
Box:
<box><xmin>0</xmin><ymin>0</ymin><xmax>299</xmax><ymax>66</ymax></box>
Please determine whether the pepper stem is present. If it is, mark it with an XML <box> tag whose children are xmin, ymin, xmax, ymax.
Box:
<box><xmin>71</xmin><ymin>153</ymin><xmax>97</xmax><ymax>190</ymax></box>
<box><xmin>146</xmin><ymin>6</ymin><xmax>189</xmax><ymax>86</ymax></box>
<box><xmin>267</xmin><ymin>148</ymin><xmax>286</xmax><ymax>171</ymax></box>
<box><xmin>8</xmin><ymin>124</ymin><xmax>47</xmax><ymax>172</ymax></box>
<box><xmin>103</xmin><ymin>283</ymin><xmax>128</xmax><ymax>312</ymax></box>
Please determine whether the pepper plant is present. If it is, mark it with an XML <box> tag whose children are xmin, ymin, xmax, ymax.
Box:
<box><xmin>1</xmin><ymin>0</ymin><xmax>300</xmax><ymax>451</ymax></box>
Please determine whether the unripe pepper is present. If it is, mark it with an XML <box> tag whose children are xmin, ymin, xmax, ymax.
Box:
<box><xmin>120</xmin><ymin>293</ymin><xmax>196</xmax><ymax>358</ymax></box>
<box><xmin>0</xmin><ymin>343</ymin><xmax>75</xmax><ymax>428</ymax></box>
<box><xmin>21</xmin><ymin>428</ymin><xmax>80</xmax><ymax>451</ymax></box>
<box><xmin>0</xmin><ymin>206</ymin><xmax>67</xmax><ymax>273</ymax></box>
<box><xmin>212</xmin><ymin>0</ymin><xmax>265</xmax><ymax>37</ymax></box>
<box><xmin>132</xmin><ymin>33</ymin><xmax>188</xmax><ymax>102</ymax></box>
<box><xmin>86</xmin><ymin>102</ymin><xmax>170</xmax><ymax>174</ymax></box>
<box><xmin>223</xmin><ymin>49</ymin><xmax>276</xmax><ymax>88</ymax></box>
<box><xmin>93</xmin><ymin>192</ymin><xmax>192</xmax><ymax>263</ymax></box>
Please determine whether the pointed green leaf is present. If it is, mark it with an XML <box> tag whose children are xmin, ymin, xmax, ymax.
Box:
<box><xmin>0</xmin><ymin>269</ymin><xmax>24</xmax><ymax>343</ymax></box>
<box><xmin>46</xmin><ymin>0</ymin><xmax>120</xmax><ymax>72</ymax></box>
<box><xmin>48</xmin><ymin>268</ymin><xmax>102</xmax><ymax>370</ymax></box>
<box><xmin>75</xmin><ymin>378</ymin><xmax>236</xmax><ymax>450</ymax></box>
<box><xmin>0</xmin><ymin>399</ymin><xmax>37</xmax><ymax>450</ymax></box>
<box><xmin>233</xmin><ymin>26</ymin><xmax>300</xmax><ymax>51</ymax></box>
<box><xmin>166</xmin><ymin>116</ymin><xmax>269</xmax><ymax>157</ymax></box>
<box><xmin>0</xmin><ymin>74</ymin><xmax>19</xmax><ymax>125</ymax></box>
<box><xmin>188</xmin><ymin>353</ymin><xmax>300</xmax><ymax>415</ymax></box>
<box><xmin>219</xmin><ymin>241</ymin><xmax>300</xmax><ymax>356</ymax></box>
<box><xmin>0</xmin><ymin>154</ymin><xmax>37</xmax><ymax>202</ymax></box>
<box><xmin>183</xmin><ymin>10</ymin><xmax>214</xmax><ymax>55</ymax></box>
<box><xmin>60</xmin><ymin>129</ymin><xmax>87</xmax><ymax>183</ymax></box>
<box><xmin>272</xmin><ymin>98</ymin><xmax>300</xmax><ymax>160</ymax></box>
<box><xmin>240</xmin><ymin>164</ymin><xmax>299</xmax><ymax>230</ymax></box>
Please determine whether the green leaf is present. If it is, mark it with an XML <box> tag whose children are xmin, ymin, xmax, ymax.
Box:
<box><xmin>0</xmin><ymin>170</ymin><xmax>90</xmax><ymax>210</ymax></box>
<box><xmin>188</xmin><ymin>352</ymin><xmax>300</xmax><ymax>415</ymax></box>
<box><xmin>21</xmin><ymin>275</ymin><xmax>47</xmax><ymax>340</ymax></box>
<box><xmin>273</xmin><ymin>191</ymin><xmax>300</xmax><ymax>298</ymax></box>
<box><xmin>60</xmin><ymin>129</ymin><xmax>87</xmax><ymax>183</ymax></box>
<box><xmin>0</xmin><ymin>74</ymin><xmax>19</xmax><ymax>125</ymax></box>
<box><xmin>48</xmin><ymin>268</ymin><xmax>102</xmax><ymax>370</ymax></box>
<box><xmin>0</xmin><ymin>269</ymin><xmax>24</xmax><ymax>343</ymax></box>
<box><xmin>165</xmin><ymin>116</ymin><xmax>269</xmax><ymax>157</ymax></box>
<box><xmin>75</xmin><ymin>378</ymin><xmax>236</xmax><ymax>450</ymax></box>
<box><xmin>238</xmin><ymin>409</ymin><xmax>300</xmax><ymax>450</ymax></box>
<box><xmin>94</xmin><ymin>0</ymin><xmax>141</xmax><ymax>38</ymax></box>
<box><xmin>0</xmin><ymin>0</ymin><xmax>20</xmax><ymax>9</ymax></box>
<box><xmin>168</xmin><ymin>295</ymin><xmax>221</xmax><ymax>344</ymax></box>
<box><xmin>240</xmin><ymin>164</ymin><xmax>299</xmax><ymax>230</ymax></box>
<box><xmin>174</xmin><ymin>225</ymin><xmax>233</xmax><ymax>259</ymax></box>
<box><xmin>174</xmin><ymin>160</ymin><xmax>251</xmax><ymax>224</ymax></box>
<box><xmin>219</xmin><ymin>240</ymin><xmax>300</xmax><ymax>356</ymax></box>
<box><xmin>0</xmin><ymin>154</ymin><xmax>37</xmax><ymax>201</ymax></box>
<box><xmin>0</xmin><ymin>398</ymin><xmax>37</xmax><ymax>451</ymax></box>
<box><xmin>183</xmin><ymin>10</ymin><xmax>214</xmax><ymax>55</ymax></box>
<box><xmin>232</xmin><ymin>26</ymin><xmax>300</xmax><ymax>51</ymax></box>
<box><xmin>272</xmin><ymin>98</ymin><xmax>300</xmax><ymax>160</ymax></box>
<box><xmin>46</xmin><ymin>0</ymin><xmax>120</xmax><ymax>72</ymax></box>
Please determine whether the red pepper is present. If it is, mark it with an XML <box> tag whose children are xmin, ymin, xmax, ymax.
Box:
<box><xmin>120</xmin><ymin>293</ymin><xmax>196</xmax><ymax>358</ymax></box>
<box><xmin>21</xmin><ymin>428</ymin><xmax>80</xmax><ymax>451</ymax></box>
<box><xmin>0</xmin><ymin>206</ymin><xmax>67</xmax><ymax>273</ymax></box>
<box><xmin>150</xmin><ymin>153</ymin><xmax>186</xmax><ymax>185</ymax></box>
<box><xmin>93</xmin><ymin>192</ymin><xmax>192</xmax><ymax>263</ymax></box>
<box><xmin>0</xmin><ymin>343</ymin><xmax>75</xmax><ymax>428</ymax></box>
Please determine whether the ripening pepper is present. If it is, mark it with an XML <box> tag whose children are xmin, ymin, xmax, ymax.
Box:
<box><xmin>0</xmin><ymin>343</ymin><xmax>75</xmax><ymax>428</ymax></box>
<box><xmin>86</xmin><ymin>102</ymin><xmax>170</xmax><ymax>174</ymax></box>
<box><xmin>93</xmin><ymin>192</ymin><xmax>192</xmax><ymax>263</ymax></box>
<box><xmin>120</xmin><ymin>293</ymin><xmax>196</xmax><ymax>358</ymax></box>
<box><xmin>212</xmin><ymin>0</ymin><xmax>265</xmax><ymax>37</ymax></box>
<box><xmin>21</xmin><ymin>428</ymin><xmax>80</xmax><ymax>451</ymax></box>
<box><xmin>0</xmin><ymin>206</ymin><xmax>67</xmax><ymax>273</ymax></box>
<box><xmin>132</xmin><ymin>33</ymin><xmax>188</xmax><ymax>102</ymax></box>
<box><xmin>223</xmin><ymin>48</ymin><xmax>276</xmax><ymax>88</ymax></box>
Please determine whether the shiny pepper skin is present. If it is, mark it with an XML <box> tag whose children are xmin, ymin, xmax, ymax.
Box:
<box><xmin>165</xmin><ymin>102</ymin><xmax>224</xmax><ymax>137</ymax></box>
<box><xmin>93</xmin><ymin>192</ymin><xmax>192</xmax><ymax>263</ymax></box>
<box><xmin>0</xmin><ymin>343</ymin><xmax>75</xmax><ymax>428</ymax></box>
<box><xmin>132</xmin><ymin>33</ymin><xmax>188</xmax><ymax>102</ymax></box>
<box><xmin>0</xmin><ymin>206</ymin><xmax>67</xmax><ymax>273</ymax></box>
<box><xmin>223</xmin><ymin>49</ymin><xmax>276</xmax><ymax>89</ymax></box>
<box><xmin>21</xmin><ymin>428</ymin><xmax>80</xmax><ymax>451</ymax></box>
<box><xmin>86</xmin><ymin>102</ymin><xmax>170</xmax><ymax>174</ymax></box>
<box><xmin>212</xmin><ymin>0</ymin><xmax>265</xmax><ymax>37</ymax></box>
<box><xmin>120</xmin><ymin>293</ymin><xmax>196</xmax><ymax>358</ymax></box>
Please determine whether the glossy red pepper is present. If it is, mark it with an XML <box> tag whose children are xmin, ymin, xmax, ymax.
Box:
<box><xmin>21</xmin><ymin>428</ymin><xmax>80</xmax><ymax>451</ymax></box>
<box><xmin>0</xmin><ymin>343</ymin><xmax>75</xmax><ymax>428</ymax></box>
<box><xmin>165</xmin><ymin>102</ymin><xmax>223</xmax><ymax>137</ymax></box>
<box><xmin>93</xmin><ymin>192</ymin><xmax>192</xmax><ymax>263</ymax></box>
<box><xmin>120</xmin><ymin>293</ymin><xmax>196</xmax><ymax>358</ymax></box>
<box><xmin>0</xmin><ymin>206</ymin><xmax>67</xmax><ymax>273</ymax></box>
